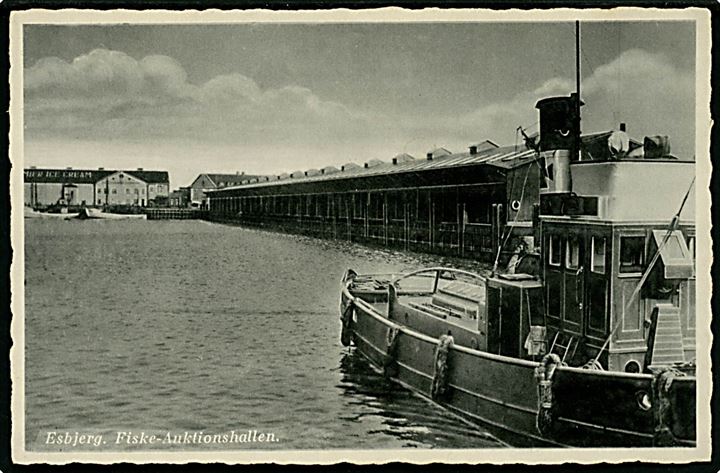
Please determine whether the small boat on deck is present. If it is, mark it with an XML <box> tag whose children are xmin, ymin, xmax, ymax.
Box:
<box><xmin>339</xmin><ymin>94</ymin><xmax>697</xmax><ymax>448</ymax></box>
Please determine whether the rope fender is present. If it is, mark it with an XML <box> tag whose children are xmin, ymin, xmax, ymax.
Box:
<box><xmin>651</xmin><ymin>367</ymin><xmax>684</xmax><ymax>447</ymax></box>
<box><xmin>340</xmin><ymin>300</ymin><xmax>355</xmax><ymax>347</ymax></box>
<box><xmin>535</xmin><ymin>353</ymin><xmax>562</xmax><ymax>437</ymax></box>
<box><xmin>383</xmin><ymin>327</ymin><xmax>401</xmax><ymax>378</ymax></box>
<box><xmin>430</xmin><ymin>334</ymin><xmax>454</xmax><ymax>401</ymax></box>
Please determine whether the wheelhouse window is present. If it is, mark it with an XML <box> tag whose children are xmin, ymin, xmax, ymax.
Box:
<box><xmin>591</xmin><ymin>237</ymin><xmax>606</xmax><ymax>274</ymax></box>
<box><xmin>549</xmin><ymin>235</ymin><xmax>562</xmax><ymax>267</ymax></box>
<box><xmin>686</xmin><ymin>236</ymin><xmax>696</xmax><ymax>259</ymax></box>
<box><xmin>566</xmin><ymin>236</ymin><xmax>580</xmax><ymax>270</ymax></box>
<box><xmin>620</xmin><ymin>236</ymin><xmax>645</xmax><ymax>273</ymax></box>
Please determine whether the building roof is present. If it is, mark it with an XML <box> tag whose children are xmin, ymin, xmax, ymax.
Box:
<box><xmin>427</xmin><ymin>147</ymin><xmax>452</xmax><ymax>158</ymax></box>
<box><xmin>24</xmin><ymin>168</ymin><xmax>168</xmax><ymax>184</ymax></box>
<box><xmin>205</xmin><ymin>173</ymin><xmax>264</xmax><ymax>187</ymax></box>
<box><xmin>470</xmin><ymin>140</ymin><xmax>500</xmax><ymax>152</ymax></box>
<box><xmin>126</xmin><ymin>170</ymin><xmax>169</xmax><ymax>184</ymax></box>
<box><xmin>206</xmin><ymin>130</ymin><xmax>653</xmax><ymax>196</ymax></box>
<box><xmin>207</xmin><ymin>143</ymin><xmax>541</xmax><ymax>194</ymax></box>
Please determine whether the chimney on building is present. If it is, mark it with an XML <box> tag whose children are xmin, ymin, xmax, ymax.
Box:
<box><xmin>469</xmin><ymin>145</ymin><xmax>478</xmax><ymax>155</ymax></box>
<box><xmin>137</xmin><ymin>167</ymin><xmax>143</xmax><ymax>171</ymax></box>
<box><xmin>392</xmin><ymin>158</ymin><xmax>398</xmax><ymax>165</ymax></box>
<box><xmin>620</xmin><ymin>123</ymin><xmax>626</xmax><ymax>132</ymax></box>
<box><xmin>364</xmin><ymin>163</ymin><xmax>369</xmax><ymax>168</ymax></box>
<box><xmin>426</xmin><ymin>152</ymin><xmax>433</xmax><ymax>161</ymax></box>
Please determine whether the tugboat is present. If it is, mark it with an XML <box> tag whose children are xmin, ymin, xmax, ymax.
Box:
<box><xmin>339</xmin><ymin>92</ymin><xmax>697</xmax><ymax>447</ymax></box>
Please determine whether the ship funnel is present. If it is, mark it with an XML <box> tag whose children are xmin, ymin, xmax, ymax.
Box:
<box><xmin>536</xmin><ymin>95</ymin><xmax>583</xmax><ymax>194</ymax></box>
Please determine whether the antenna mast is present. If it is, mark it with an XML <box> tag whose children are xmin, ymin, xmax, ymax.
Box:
<box><xmin>575</xmin><ymin>20</ymin><xmax>582</xmax><ymax>161</ymax></box>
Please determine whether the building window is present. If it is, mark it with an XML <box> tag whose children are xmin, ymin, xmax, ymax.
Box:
<box><xmin>112</xmin><ymin>189</ymin><xmax>117</xmax><ymax>194</ymax></box>
<box><xmin>141</xmin><ymin>189</ymin><xmax>145</xmax><ymax>195</ymax></box>
<box><xmin>549</xmin><ymin>235</ymin><xmax>561</xmax><ymax>267</ymax></box>
<box><xmin>591</xmin><ymin>236</ymin><xmax>606</xmax><ymax>274</ymax></box>
<box><xmin>619</xmin><ymin>236</ymin><xmax>645</xmax><ymax>273</ymax></box>
<box><xmin>566</xmin><ymin>236</ymin><xmax>580</xmax><ymax>270</ymax></box>
<box><xmin>126</xmin><ymin>189</ymin><xmax>130</xmax><ymax>194</ymax></box>
<box><xmin>134</xmin><ymin>188</ymin><xmax>139</xmax><ymax>194</ymax></box>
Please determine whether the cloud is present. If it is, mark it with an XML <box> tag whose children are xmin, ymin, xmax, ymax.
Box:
<box><xmin>24</xmin><ymin>48</ymin><xmax>372</xmax><ymax>143</ymax></box>
<box><xmin>440</xmin><ymin>49</ymin><xmax>695</xmax><ymax>157</ymax></box>
<box><xmin>24</xmin><ymin>47</ymin><xmax>696</xmax><ymax>162</ymax></box>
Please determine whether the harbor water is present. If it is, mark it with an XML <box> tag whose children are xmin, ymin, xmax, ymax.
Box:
<box><xmin>23</xmin><ymin>219</ymin><xmax>504</xmax><ymax>450</ymax></box>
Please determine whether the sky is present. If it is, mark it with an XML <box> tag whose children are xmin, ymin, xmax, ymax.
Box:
<box><xmin>22</xmin><ymin>19</ymin><xmax>697</xmax><ymax>189</ymax></box>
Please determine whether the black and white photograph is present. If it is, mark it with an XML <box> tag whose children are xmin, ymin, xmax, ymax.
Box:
<box><xmin>9</xmin><ymin>7</ymin><xmax>712</xmax><ymax>464</ymax></box>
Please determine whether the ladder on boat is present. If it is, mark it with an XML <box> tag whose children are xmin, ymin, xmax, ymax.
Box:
<box><xmin>549</xmin><ymin>332</ymin><xmax>578</xmax><ymax>364</ymax></box>
<box><xmin>648</xmin><ymin>303</ymin><xmax>686</xmax><ymax>370</ymax></box>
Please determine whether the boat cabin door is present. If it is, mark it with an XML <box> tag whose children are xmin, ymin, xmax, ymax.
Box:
<box><xmin>545</xmin><ymin>228</ymin><xmax>610</xmax><ymax>345</ymax></box>
<box><xmin>563</xmin><ymin>233</ymin><xmax>585</xmax><ymax>334</ymax></box>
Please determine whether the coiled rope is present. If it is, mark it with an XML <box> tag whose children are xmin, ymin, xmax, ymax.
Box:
<box><xmin>430</xmin><ymin>334</ymin><xmax>454</xmax><ymax>401</ymax></box>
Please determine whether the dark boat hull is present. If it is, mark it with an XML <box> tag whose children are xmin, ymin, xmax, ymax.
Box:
<box><xmin>341</xmin><ymin>287</ymin><xmax>696</xmax><ymax>448</ymax></box>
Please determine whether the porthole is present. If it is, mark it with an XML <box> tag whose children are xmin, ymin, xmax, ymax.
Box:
<box><xmin>510</xmin><ymin>200</ymin><xmax>521</xmax><ymax>211</ymax></box>
<box><xmin>624</xmin><ymin>360</ymin><xmax>641</xmax><ymax>373</ymax></box>
<box><xmin>636</xmin><ymin>391</ymin><xmax>652</xmax><ymax>411</ymax></box>
<box><xmin>470</xmin><ymin>338</ymin><xmax>479</xmax><ymax>350</ymax></box>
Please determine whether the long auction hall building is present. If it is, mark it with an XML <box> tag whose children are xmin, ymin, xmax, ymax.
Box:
<box><xmin>206</xmin><ymin>141</ymin><xmax>546</xmax><ymax>260</ymax></box>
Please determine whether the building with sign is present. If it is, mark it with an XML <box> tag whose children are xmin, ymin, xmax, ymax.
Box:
<box><xmin>24</xmin><ymin>167</ymin><xmax>170</xmax><ymax>208</ymax></box>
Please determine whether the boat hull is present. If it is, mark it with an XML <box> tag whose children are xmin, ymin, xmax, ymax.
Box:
<box><xmin>341</xmin><ymin>287</ymin><xmax>696</xmax><ymax>448</ymax></box>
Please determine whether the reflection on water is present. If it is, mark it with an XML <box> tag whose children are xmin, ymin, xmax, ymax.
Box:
<box><xmin>336</xmin><ymin>351</ymin><xmax>503</xmax><ymax>449</ymax></box>
<box><xmin>23</xmin><ymin>219</ymin><xmax>504</xmax><ymax>451</ymax></box>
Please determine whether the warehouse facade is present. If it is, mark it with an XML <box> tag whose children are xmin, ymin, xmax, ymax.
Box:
<box><xmin>206</xmin><ymin>142</ymin><xmax>544</xmax><ymax>260</ymax></box>
<box><xmin>24</xmin><ymin>167</ymin><xmax>170</xmax><ymax>209</ymax></box>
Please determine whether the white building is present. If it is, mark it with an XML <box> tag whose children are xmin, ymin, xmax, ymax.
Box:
<box><xmin>24</xmin><ymin>167</ymin><xmax>170</xmax><ymax>208</ymax></box>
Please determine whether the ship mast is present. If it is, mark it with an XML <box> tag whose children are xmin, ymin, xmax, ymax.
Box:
<box><xmin>575</xmin><ymin>20</ymin><xmax>581</xmax><ymax>161</ymax></box>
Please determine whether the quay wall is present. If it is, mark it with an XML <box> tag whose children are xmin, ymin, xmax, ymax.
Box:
<box><xmin>146</xmin><ymin>208</ymin><xmax>208</xmax><ymax>220</ymax></box>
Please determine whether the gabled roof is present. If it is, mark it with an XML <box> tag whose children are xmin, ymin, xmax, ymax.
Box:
<box><xmin>470</xmin><ymin>140</ymin><xmax>500</xmax><ymax>152</ymax></box>
<box><xmin>392</xmin><ymin>153</ymin><xmax>415</xmax><ymax>164</ymax></box>
<box><xmin>126</xmin><ymin>170</ymin><xmax>169</xmax><ymax>184</ymax></box>
<box><xmin>206</xmin><ymin>173</ymin><xmax>264</xmax><ymax>187</ymax></box>
<box><xmin>207</xmin><ymin>143</ymin><xmax>541</xmax><ymax>194</ymax></box>
<box><xmin>427</xmin><ymin>147</ymin><xmax>452</xmax><ymax>158</ymax></box>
